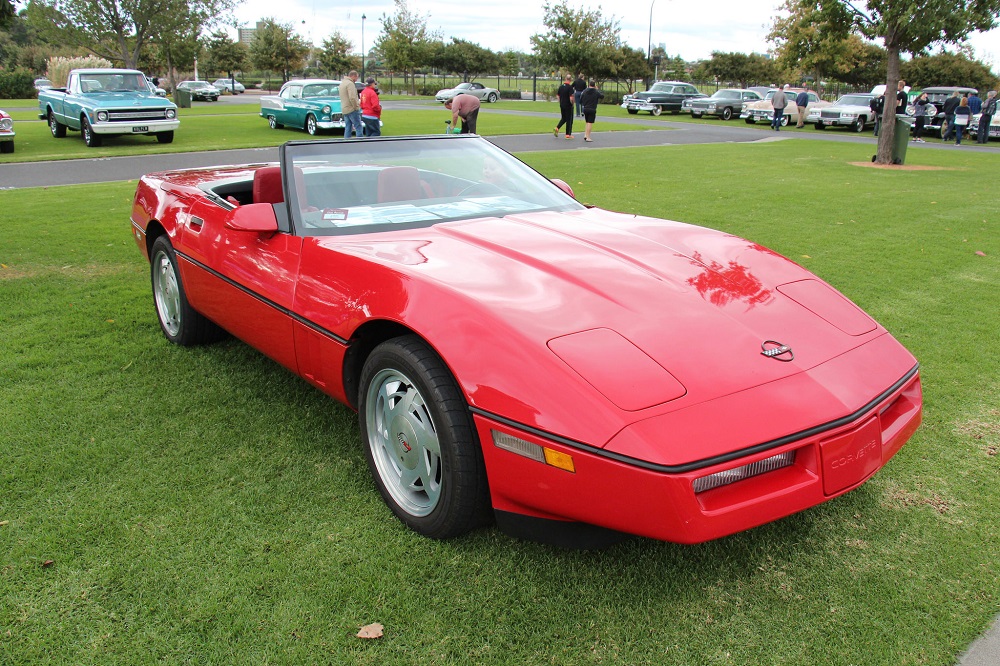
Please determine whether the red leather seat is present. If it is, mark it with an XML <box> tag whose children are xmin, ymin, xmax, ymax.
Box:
<box><xmin>252</xmin><ymin>166</ymin><xmax>284</xmax><ymax>204</ymax></box>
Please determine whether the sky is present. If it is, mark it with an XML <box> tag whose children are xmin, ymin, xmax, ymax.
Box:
<box><xmin>229</xmin><ymin>0</ymin><xmax>1000</xmax><ymax>71</ymax></box>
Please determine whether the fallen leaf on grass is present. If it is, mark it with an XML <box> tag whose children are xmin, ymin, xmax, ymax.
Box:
<box><xmin>975</xmin><ymin>251</ymin><xmax>986</xmax><ymax>256</ymax></box>
<box><xmin>356</xmin><ymin>623</ymin><xmax>384</xmax><ymax>639</ymax></box>
<box><xmin>41</xmin><ymin>560</ymin><xmax>55</xmax><ymax>568</ymax></box>
<box><xmin>0</xmin><ymin>521</ymin><xmax>8</xmax><ymax>527</ymax></box>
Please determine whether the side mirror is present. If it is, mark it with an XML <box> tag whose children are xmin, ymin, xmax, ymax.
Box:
<box><xmin>551</xmin><ymin>178</ymin><xmax>575</xmax><ymax>199</ymax></box>
<box><xmin>225</xmin><ymin>202</ymin><xmax>279</xmax><ymax>233</ymax></box>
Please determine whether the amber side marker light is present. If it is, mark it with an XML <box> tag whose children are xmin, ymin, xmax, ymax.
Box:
<box><xmin>692</xmin><ymin>451</ymin><xmax>795</xmax><ymax>493</ymax></box>
<box><xmin>492</xmin><ymin>431</ymin><xmax>576</xmax><ymax>473</ymax></box>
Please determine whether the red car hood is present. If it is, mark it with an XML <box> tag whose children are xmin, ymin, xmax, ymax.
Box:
<box><xmin>317</xmin><ymin>207</ymin><xmax>900</xmax><ymax>451</ymax></box>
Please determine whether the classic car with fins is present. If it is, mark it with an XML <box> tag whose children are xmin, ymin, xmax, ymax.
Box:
<box><xmin>130</xmin><ymin>135</ymin><xmax>922</xmax><ymax>548</ymax></box>
<box><xmin>684</xmin><ymin>89</ymin><xmax>763</xmax><ymax>120</ymax></box>
<box><xmin>622</xmin><ymin>81</ymin><xmax>705</xmax><ymax>115</ymax></box>
<box><xmin>260</xmin><ymin>79</ymin><xmax>345</xmax><ymax>135</ymax></box>
<box><xmin>0</xmin><ymin>108</ymin><xmax>14</xmax><ymax>153</ymax></box>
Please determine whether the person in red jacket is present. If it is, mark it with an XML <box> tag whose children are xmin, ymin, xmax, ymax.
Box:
<box><xmin>360</xmin><ymin>78</ymin><xmax>382</xmax><ymax>137</ymax></box>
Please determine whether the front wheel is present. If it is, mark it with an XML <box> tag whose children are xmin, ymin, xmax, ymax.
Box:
<box><xmin>0</xmin><ymin>140</ymin><xmax>12</xmax><ymax>154</ymax></box>
<box><xmin>780</xmin><ymin>114</ymin><xmax>789</xmax><ymax>127</ymax></box>
<box><xmin>815</xmin><ymin>122</ymin><xmax>826</xmax><ymax>130</ymax></box>
<box><xmin>359</xmin><ymin>335</ymin><xmax>491</xmax><ymax>539</ymax></box>
<box><xmin>305</xmin><ymin>114</ymin><xmax>318</xmax><ymax>135</ymax></box>
<box><xmin>81</xmin><ymin>116</ymin><xmax>102</xmax><ymax>147</ymax></box>
<box><xmin>721</xmin><ymin>107</ymin><xmax>733</xmax><ymax>121</ymax></box>
<box><xmin>854</xmin><ymin>118</ymin><xmax>866</xmax><ymax>133</ymax></box>
<box><xmin>156</xmin><ymin>131</ymin><xmax>174</xmax><ymax>144</ymax></box>
<box><xmin>487</xmin><ymin>92</ymin><xmax>498</xmax><ymax>103</ymax></box>
<box><xmin>651</xmin><ymin>105</ymin><xmax>662</xmax><ymax>116</ymax></box>
<box><xmin>692</xmin><ymin>112</ymin><xmax>703</xmax><ymax>118</ymax></box>
<box><xmin>627</xmin><ymin>108</ymin><xmax>638</xmax><ymax>115</ymax></box>
<box><xmin>150</xmin><ymin>236</ymin><xmax>223</xmax><ymax>346</ymax></box>
<box><xmin>745</xmin><ymin>117</ymin><xmax>755</xmax><ymax>124</ymax></box>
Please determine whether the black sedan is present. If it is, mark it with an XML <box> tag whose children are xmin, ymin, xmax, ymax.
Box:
<box><xmin>622</xmin><ymin>81</ymin><xmax>706</xmax><ymax>116</ymax></box>
<box><xmin>176</xmin><ymin>81</ymin><xmax>221</xmax><ymax>102</ymax></box>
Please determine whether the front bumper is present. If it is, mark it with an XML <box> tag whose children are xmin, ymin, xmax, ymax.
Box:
<box><xmin>477</xmin><ymin>335</ymin><xmax>922</xmax><ymax>544</ymax></box>
<box><xmin>91</xmin><ymin>119</ymin><xmax>180</xmax><ymax>135</ymax></box>
<box><xmin>624</xmin><ymin>100</ymin><xmax>657</xmax><ymax>112</ymax></box>
<box><xmin>742</xmin><ymin>109</ymin><xmax>773</xmax><ymax>122</ymax></box>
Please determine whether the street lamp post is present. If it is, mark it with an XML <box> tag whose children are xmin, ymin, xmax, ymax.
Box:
<box><xmin>647</xmin><ymin>0</ymin><xmax>656</xmax><ymax>88</ymax></box>
<box><xmin>361</xmin><ymin>14</ymin><xmax>367</xmax><ymax>81</ymax></box>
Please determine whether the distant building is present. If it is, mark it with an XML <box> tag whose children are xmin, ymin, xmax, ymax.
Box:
<box><xmin>238</xmin><ymin>22</ymin><xmax>266</xmax><ymax>45</ymax></box>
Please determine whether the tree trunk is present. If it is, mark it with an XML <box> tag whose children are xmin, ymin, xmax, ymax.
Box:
<box><xmin>875</xmin><ymin>39</ymin><xmax>902</xmax><ymax>165</ymax></box>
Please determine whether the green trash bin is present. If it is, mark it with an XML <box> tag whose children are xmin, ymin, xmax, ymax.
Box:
<box><xmin>174</xmin><ymin>88</ymin><xmax>192</xmax><ymax>108</ymax></box>
<box><xmin>891</xmin><ymin>114</ymin><xmax>910</xmax><ymax>164</ymax></box>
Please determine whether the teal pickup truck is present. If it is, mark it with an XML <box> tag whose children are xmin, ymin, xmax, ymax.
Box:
<box><xmin>38</xmin><ymin>68</ymin><xmax>180</xmax><ymax>147</ymax></box>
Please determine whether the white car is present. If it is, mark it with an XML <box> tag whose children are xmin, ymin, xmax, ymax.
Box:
<box><xmin>967</xmin><ymin>113</ymin><xmax>1000</xmax><ymax>140</ymax></box>
<box><xmin>434</xmin><ymin>81</ymin><xmax>500</xmax><ymax>103</ymax></box>
<box><xmin>213</xmin><ymin>78</ymin><xmax>246</xmax><ymax>94</ymax></box>
<box><xmin>807</xmin><ymin>93</ymin><xmax>878</xmax><ymax>132</ymax></box>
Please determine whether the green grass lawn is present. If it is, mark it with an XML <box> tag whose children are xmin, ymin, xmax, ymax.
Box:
<box><xmin>1</xmin><ymin>141</ymin><xmax>998</xmax><ymax>665</ymax></box>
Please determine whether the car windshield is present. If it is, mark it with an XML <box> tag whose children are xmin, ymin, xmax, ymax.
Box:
<box><xmin>80</xmin><ymin>72</ymin><xmax>148</xmax><ymax>92</ymax></box>
<box><xmin>712</xmin><ymin>90</ymin><xmax>742</xmax><ymax>99</ymax></box>
<box><xmin>283</xmin><ymin>136</ymin><xmax>585</xmax><ymax>236</ymax></box>
<box><xmin>303</xmin><ymin>84</ymin><xmax>338</xmax><ymax>97</ymax></box>
<box><xmin>836</xmin><ymin>95</ymin><xmax>872</xmax><ymax>106</ymax></box>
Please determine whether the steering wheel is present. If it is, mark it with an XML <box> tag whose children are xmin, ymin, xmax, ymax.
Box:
<box><xmin>458</xmin><ymin>182</ymin><xmax>504</xmax><ymax>197</ymax></box>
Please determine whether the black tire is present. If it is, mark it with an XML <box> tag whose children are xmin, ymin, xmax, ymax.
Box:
<box><xmin>627</xmin><ymin>108</ymin><xmax>638</xmax><ymax>115</ymax></box>
<box><xmin>745</xmin><ymin>117</ymin><xmax>755</xmax><ymax>124</ymax></box>
<box><xmin>81</xmin><ymin>116</ymin><xmax>102</xmax><ymax>147</ymax></box>
<box><xmin>149</xmin><ymin>236</ymin><xmax>223</xmax><ymax>346</ymax></box>
<box><xmin>721</xmin><ymin>107</ymin><xmax>733</xmax><ymax>121</ymax></box>
<box><xmin>692</xmin><ymin>112</ymin><xmax>703</xmax><ymax>118</ymax></box>
<box><xmin>358</xmin><ymin>335</ymin><xmax>491</xmax><ymax>539</ymax></box>
<box><xmin>815</xmin><ymin>122</ymin><xmax>826</xmax><ymax>130</ymax></box>
<box><xmin>156</xmin><ymin>131</ymin><xmax>174</xmax><ymax>144</ymax></box>
<box><xmin>487</xmin><ymin>92</ymin><xmax>498</xmax><ymax>103</ymax></box>
<box><xmin>48</xmin><ymin>111</ymin><xmax>67</xmax><ymax>138</ymax></box>
<box><xmin>651</xmin><ymin>105</ymin><xmax>662</xmax><ymax>116</ymax></box>
<box><xmin>0</xmin><ymin>140</ymin><xmax>12</xmax><ymax>154</ymax></box>
<box><xmin>268</xmin><ymin>115</ymin><xmax>283</xmax><ymax>129</ymax></box>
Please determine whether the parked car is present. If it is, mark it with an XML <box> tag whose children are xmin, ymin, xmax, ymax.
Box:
<box><xmin>434</xmin><ymin>81</ymin><xmax>500</xmax><ymax>103</ymax></box>
<box><xmin>741</xmin><ymin>89</ymin><xmax>829</xmax><ymax>126</ymax></box>
<box><xmin>259</xmin><ymin>78</ymin><xmax>344</xmax><ymax>135</ymax></box>
<box><xmin>0</xmin><ymin>109</ymin><xmax>14</xmax><ymax>153</ymax></box>
<box><xmin>910</xmin><ymin>86</ymin><xmax>977</xmax><ymax>137</ymax></box>
<box><xmin>145</xmin><ymin>76</ymin><xmax>167</xmax><ymax>97</ymax></box>
<box><xmin>622</xmin><ymin>81</ymin><xmax>705</xmax><ymax>115</ymax></box>
<box><xmin>684</xmin><ymin>89</ymin><xmax>762</xmax><ymax>120</ymax></box>
<box><xmin>34</xmin><ymin>78</ymin><xmax>54</xmax><ymax>92</ymax></box>
<box><xmin>37</xmin><ymin>68</ymin><xmax>179</xmax><ymax>147</ymax></box>
<box><xmin>176</xmin><ymin>80</ymin><xmax>220</xmax><ymax>101</ymax></box>
<box><xmin>213</xmin><ymin>78</ymin><xmax>246</xmax><ymax>94</ymax></box>
<box><xmin>807</xmin><ymin>93</ymin><xmax>877</xmax><ymax>132</ymax></box>
<box><xmin>129</xmin><ymin>134</ymin><xmax>922</xmax><ymax>547</ymax></box>
<box><xmin>968</xmin><ymin>112</ymin><xmax>1000</xmax><ymax>141</ymax></box>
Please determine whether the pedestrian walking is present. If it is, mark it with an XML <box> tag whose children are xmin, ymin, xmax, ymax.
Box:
<box><xmin>340</xmin><ymin>70</ymin><xmax>363</xmax><ymax>138</ymax></box>
<box><xmin>912</xmin><ymin>92</ymin><xmax>929</xmax><ymax>142</ymax></box>
<box><xmin>554</xmin><ymin>75</ymin><xmax>575</xmax><ymax>139</ymax></box>
<box><xmin>953</xmin><ymin>97</ymin><xmax>972</xmax><ymax>145</ymax></box>
<box><xmin>444</xmin><ymin>93</ymin><xmax>481</xmax><ymax>134</ymax></box>
<box><xmin>360</xmin><ymin>77</ymin><xmax>381</xmax><ymax>137</ymax></box>
<box><xmin>795</xmin><ymin>89</ymin><xmax>809</xmax><ymax>128</ymax></box>
<box><xmin>580</xmin><ymin>80</ymin><xmax>604</xmax><ymax>142</ymax></box>
<box><xmin>771</xmin><ymin>85</ymin><xmax>788</xmax><ymax>131</ymax></box>
<box><xmin>573</xmin><ymin>75</ymin><xmax>586</xmax><ymax>117</ymax></box>
<box><xmin>941</xmin><ymin>91</ymin><xmax>961</xmax><ymax>142</ymax></box>
<box><xmin>977</xmin><ymin>90</ymin><xmax>997</xmax><ymax>144</ymax></box>
<box><xmin>968</xmin><ymin>91</ymin><xmax>982</xmax><ymax>115</ymax></box>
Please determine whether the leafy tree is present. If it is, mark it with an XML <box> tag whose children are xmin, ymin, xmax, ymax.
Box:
<box><xmin>530</xmin><ymin>1</ymin><xmax>621</xmax><ymax>79</ymax></box>
<box><xmin>768</xmin><ymin>0</ymin><xmax>854</xmax><ymax>86</ymax></box>
<box><xmin>613</xmin><ymin>44</ymin><xmax>651</xmax><ymax>91</ymax></box>
<box><xmin>25</xmin><ymin>0</ymin><xmax>234</xmax><ymax>69</ymax></box>
<box><xmin>436</xmin><ymin>38</ymin><xmax>498</xmax><ymax>79</ymax></box>
<box><xmin>375</xmin><ymin>0</ymin><xmax>439</xmax><ymax>94</ymax></box>
<box><xmin>318</xmin><ymin>31</ymin><xmax>358</xmax><ymax>77</ymax></box>
<box><xmin>203</xmin><ymin>30</ymin><xmax>247</xmax><ymax>80</ymax></box>
<box><xmin>901</xmin><ymin>50</ymin><xmax>999</xmax><ymax>91</ymax></box>
<box><xmin>703</xmin><ymin>51</ymin><xmax>775</xmax><ymax>88</ymax></box>
<box><xmin>249</xmin><ymin>17</ymin><xmax>310</xmax><ymax>84</ymax></box>
<box><xmin>819</xmin><ymin>0</ymin><xmax>1000</xmax><ymax>163</ymax></box>
<box><xmin>498</xmin><ymin>50</ymin><xmax>520</xmax><ymax>77</ymax></box>
<box><xmin>1</xmin><ymin>0</ymin><xmax>15</xmax><ymax>29</ymax></box>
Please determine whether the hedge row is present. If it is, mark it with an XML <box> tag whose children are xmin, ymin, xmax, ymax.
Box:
<box><xmin>0</xmin><ymin>68</ymin><xmax>36</xmax><ymax>99</ymax></box>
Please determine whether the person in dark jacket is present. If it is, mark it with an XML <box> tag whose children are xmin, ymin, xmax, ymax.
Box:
<box><xmin>941</xmin><ymin>91</ymin><xmax>961</xmax><ymax>142</ymax></box>
<box><xmin>579</xmin><ymin>80</ymin><xmax>604</xmax><ymax>142</ymax></box>
<box><xmin>977</xmin><ymin>90</ymin><xmax>997</xmax><ymax>144</ymax></box>
<box><xmin>572</xmin><ymin>75</ymin><xmax>587</xmax><ymax>117</ymax></box>
<box><xmin>554</xmin><ymin>75</ymin><xmax>575</xmax><ymax>139</ymax></box>
<box><xmin>912</xmin><ymin>92</ymin><xmax>929</xmax><ymax>142</ymax></box>
<box><xmin>870</xmin><ymin>93</ymin><xmax>885</xmax><ymax>136</ymax></box>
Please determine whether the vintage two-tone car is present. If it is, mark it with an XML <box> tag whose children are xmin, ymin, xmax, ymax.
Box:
<box><xmin>434</xmin><ymin>81</ymin><xmax>500</xmax><ymax>103</ymax></box>
<box><xmin>807</xmin><ymin>93</ymin><xmax>878</xmax><ymax>132</ymax></box>
<box><xmin>260</xmin><ymin>79</ymin><xmax>345</xmax><ymax>135</ymax></box>
<box><xmin>38</xmin><ymin>68</ymin><xmax>180</xmax><ymax>147</ymax></box>
<box><xmin>622</xmin><ymin>81</ymin><xmax>706</xmax><ymax>115</ymax></box>
<box><xmin>130</xmin><ymin>135</ymin><xmax>922</xmax><ymax>547</ymax></box>
<box><xmin>0</xmin><ymin>109</ymin><xmax>14</xmax><ymax>153</ymax></box>
<box><xmin>176</xmin><ymin>80</ymin><xmax>220</xmax><ymax>101</ymax></box>
<box><xmin>684</xmin><ymin>89</ymin><xmax>762</xmax><ymax>120</ymax></box>
<box><xmin>968</xmin><ymin>111</ymin><xmax>1000</xmax><ymax>140</ymax></box>
<box><xmin>741</xmin><ymin>89</ymin><xmax>829</xmax><ymax>126</ymax></box>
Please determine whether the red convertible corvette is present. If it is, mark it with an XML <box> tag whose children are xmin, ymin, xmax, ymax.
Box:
<box><xmin>131</xmin><ymin>136</ymin><xmax>922</xmax><ymax>546</ymax></box>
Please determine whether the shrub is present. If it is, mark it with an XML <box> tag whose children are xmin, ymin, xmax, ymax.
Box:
<box><xmin>499</xmin><ymin>89</ymin><xmax>521</xmax><ymax>100</ymax></box>
<box><xmin>45</xmin><ymin>55</ymin><xmax>114</xmax><ymax>89</ymax></box>
<box><xmin>0</xmin><ymin>68</ymin><xmax>36</xmax><ymax>99</ymax></box>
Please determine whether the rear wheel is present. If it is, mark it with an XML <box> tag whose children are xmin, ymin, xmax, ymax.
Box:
<box><xmin>150</xmin><ymin>236</ymin><xmax>223</xmax><ymax>346</ymax></box>
<box><xmin>359</xmin><ymin>335</ymin><xmax>491</xmax><ymax>539</ymax></box>
<box><xmin>156</xmin><ymin>131</ymin><xmax>174</xmax><ymax>143</ymax></box>
<box><xmin>48</xmin><ymin>111</ymin><xmax>67</xmax><ymax>138</ymax></box>
<box><xmin>81</xmin><ymin>116</ymin><xmax>102</xmax><ymax>147</ymax></box>
<box><xmin>268</xmin><ymin>115</ymin><xmax>283</xmax><ymax>129</ymax></box>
